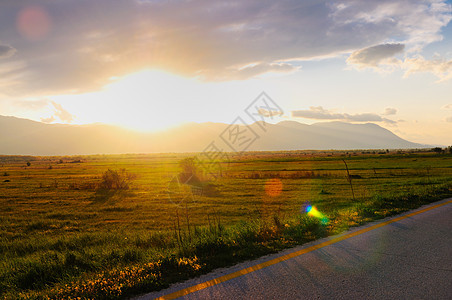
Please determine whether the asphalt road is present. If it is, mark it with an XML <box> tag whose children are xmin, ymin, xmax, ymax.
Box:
<box><xmin>138</xmin><ymin>198</ymin><xmax>452</xmax><ymax>300</ymax></box>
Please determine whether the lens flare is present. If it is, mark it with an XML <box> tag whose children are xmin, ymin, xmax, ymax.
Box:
<box><xmin>17</xmin><ymin>6</ymin><xmax>52</xmax><ymax>40</ymax></box>
<box><xmin>306</xmin><ymin>205</ymin><xmax>329</xmax><ymax>224</ymax></box>
<box><xmin>264</xmin><ymin>178</ymin><xmax>283</xmax><ymax>197</ymax></box>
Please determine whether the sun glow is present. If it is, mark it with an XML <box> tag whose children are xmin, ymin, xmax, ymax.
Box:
<box><xmin>52</xmin><ymin>70</ymin><xmax>203</xmax><ymax>132</ymax></box>
<box><xmin>48</xmin><ymin>69</ymin><xmax>264</xmax><ymax>132</ymax></box>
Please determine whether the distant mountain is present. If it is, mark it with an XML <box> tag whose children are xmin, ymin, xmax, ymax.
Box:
<box><xmin>0</xmin><ymin>115</ymin><xmax>428</xmax><ymax>155</ymax></box>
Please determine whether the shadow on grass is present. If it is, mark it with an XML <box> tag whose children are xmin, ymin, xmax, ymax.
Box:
<box><xmin>89</xmin><ymin>189</ymin><xmax>134</xmax><ymax>205</ymax></box>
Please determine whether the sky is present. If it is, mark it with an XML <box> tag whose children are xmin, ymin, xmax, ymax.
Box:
<box><xmin>0</xmin><ymin>0</ymin><xmax>452</xmax><ymax>145</ymax></box>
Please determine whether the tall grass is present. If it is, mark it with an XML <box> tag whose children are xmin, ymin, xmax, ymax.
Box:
<box><xmin>2</xmin><ymin>182</ymin><xmax>449</xmax><ymax>299</ymax></box>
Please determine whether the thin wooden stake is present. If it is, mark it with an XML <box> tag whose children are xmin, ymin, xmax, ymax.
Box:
<box><xmin>342</xmin><ymin>159</ymin><xmax>356</xmax><ymax>201</ymax></box>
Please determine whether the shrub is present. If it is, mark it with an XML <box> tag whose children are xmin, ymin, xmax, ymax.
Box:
<box><xmin>178</xmin><ymin>157</ymin><xmax>200</xmax><ymax>184</ymax></box>
<box><xmin>99</xmin><ymin>169</ymin><xmax>135</xmax><ymax>190</ymax></box>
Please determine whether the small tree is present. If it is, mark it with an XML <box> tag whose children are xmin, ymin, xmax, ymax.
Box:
<box><xmin>178</xmin><ymin>157</ymin><xmax>200</xmax><ymax>184</ymax></box>
<box><xmin>447</xmin><ymin>146</ymin><xmax>452</xmax><ymax>154</ymax></box>
<box><xmin>26</xmin><ymin>162</ymin><xmax>31</xmax><ymax>167</ymax></box>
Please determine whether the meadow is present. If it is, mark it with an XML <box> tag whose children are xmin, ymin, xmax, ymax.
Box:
<box><xmin>0</xmin><ymin>150</ymin><xmax>451</xmax><ymax>299</ymax></box>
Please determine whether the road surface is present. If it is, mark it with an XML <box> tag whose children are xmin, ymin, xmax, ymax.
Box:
<box><xmin>138</xmin><ymin>198</ymin><xmax>452</xmax><ymax>299</ymax></box>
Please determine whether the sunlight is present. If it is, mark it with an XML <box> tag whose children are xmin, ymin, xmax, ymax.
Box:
<box><xmin>51</xmin><ymin>69</ymin><xmax>266</xmax><ymax>132</ymax></box>
<box><xmin>101</xmin><ymin>69</ymin><xmax>193</xmax><ymax>131</ymax></box>
<box><xmin>53</xmin><ymin>69</ymin><xmax>200</xmax><ymax>132</ymax></box>
<box><xmin>265</xmin><ymin>178</ymin><xmax>283</xmax><ymax>197</ymax></box>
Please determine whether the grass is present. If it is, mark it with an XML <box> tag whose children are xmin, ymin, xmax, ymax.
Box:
<box><xmin>0</xmin><ymin>150</ymin><xmax>451</xmax><ymax>299</ymax></box>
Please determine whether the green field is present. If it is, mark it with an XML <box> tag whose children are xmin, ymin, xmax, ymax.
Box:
<box><xmin>1</xmin><ymin>151</ymin><xmax>451</xmax><ymax>299</ymax></box>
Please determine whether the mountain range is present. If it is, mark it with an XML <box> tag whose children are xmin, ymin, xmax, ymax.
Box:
<box><xmin>0</xmin><ymin>115</ymin><xmax>428</xmax><ymax>155</ymax></box>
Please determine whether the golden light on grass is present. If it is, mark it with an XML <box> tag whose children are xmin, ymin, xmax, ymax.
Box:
<box><xmin>1</xmin><ymin>152</ymin><xmax>451</xmax><ymax>299</ymax></box>
<box><xmin>264</xmin><ymin>178</ymin><xmax>283</xmax><ymax>197</ymax></box>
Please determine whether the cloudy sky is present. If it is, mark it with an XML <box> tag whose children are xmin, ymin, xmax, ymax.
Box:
<box><xmin>1</xmin><ymin>0</ymin><xmax>451</xmax><ymax>144</ymax></box>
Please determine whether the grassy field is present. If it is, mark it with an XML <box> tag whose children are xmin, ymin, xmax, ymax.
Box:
<box><xmin>1</xmin><ymin>150</ymin><xmax>451</xmax><ymax>299</ymax></box>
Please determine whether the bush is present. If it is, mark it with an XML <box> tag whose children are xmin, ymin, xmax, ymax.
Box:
<box><xmin>179</xmin><ymin>157</ymin><xmax>198</xmax><ymax>175</ymax></box>
<box><xmin>99</xmin><ymin>169</ymin><xmax>135</xmax><ymax>190</ymax></box>
<box><xmin>178</xmin><ymin>157</ymin><xmax>200</xmax><ymax>184</ymax></box>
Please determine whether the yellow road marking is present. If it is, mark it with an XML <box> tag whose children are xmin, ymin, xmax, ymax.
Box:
<box><xmin>156</xmin><ymin>199</ymin><xmax>452</xmax><ymax>300</ymax></box>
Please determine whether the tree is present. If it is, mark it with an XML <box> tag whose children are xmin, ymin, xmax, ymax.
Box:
<box><xmin>99</xmin><ymin>169</ymin><xmax>134</xmax><ymax>190</ymax></box>
<box><xmin>432</xmin><ymin>147</ymin><xmax>443</xmax><ymax>154</ymax></box>
<box><xmin>179</xmin><ymin>157</ymin><xmax>197</xmax><ymax>174</ymax></box>
<box><xmin>178</xmin><ymin>157</ymin><xmax>200</xmax><ymax>184</ymax></box>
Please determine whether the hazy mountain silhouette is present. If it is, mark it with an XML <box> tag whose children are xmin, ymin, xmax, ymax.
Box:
<box><xmin>0</xmin><ymin>115</ymin><xmax>427</xmax><ymax>155</ymax></box>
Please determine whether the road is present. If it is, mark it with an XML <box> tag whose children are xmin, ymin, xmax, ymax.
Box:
<box><xmin>138</xmin><ymin>198</ymin><xmax>452</xmax><ymax>300</ymax></box>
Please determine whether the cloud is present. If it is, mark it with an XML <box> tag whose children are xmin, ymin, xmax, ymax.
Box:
<box><xmin>347</xmin><ymin>43</ymin><xmax>405</xmax><ymax>68</ymax></box>
<box><xmin>292</xmin><ymin>106</ymin><xmax>345</xmax><ymax>120</ymax></box>
<box><xmin>52</xmin><ymin>102</ymin><xmax>74</xmax><ymax>123</ymax></box>
<box><xmin>348</xmin><ymin>45</ymin><xmax>452</xmax><ymax>81</ymax></box>
<box><xmin>446</xmin><ymin>116</ymin><xmax>452</xmax><ymax>123</ymax></box>
<box><xmin>330</xmin><ymin>1</ymin><xmax>452</xmax><ymax>46</ymax></box>
<box><xmin>15</xmin><ymin>99</ymin><xmax>49</xmax><ymax>110</ymax></box>
<box><xmin>403</xmin><ymin>55</ymin><xmax>452</xmax><ymax>81</ymax></box>
<box><xmin>41</xmin><ymin>101</ymin><xmax>74</xmax><ymax>123</ymax></box>
<box><xmin>0</xmin><ymin>97</ymin><xmax>50</xmax><ymax>119</ymax></box>
<box><xmin>443</xmin><ymin>104</ymin><xmax>452</xmax><ymax>110</ymax></box>
<box><xmin>292</xmin><ymin>106</ymin><xmax>397</xmax><ymax>124</ymax></box>
<box><xmin>41</xmin><ymin>115</ymin><xmax>55</xmax><ymax>123</ymax></box>
<box><xmin>0</xmin><ymin>0</ymin><xmax>450</xmax><ymax>96</ymax></box>
<box><xmin>0</xmin><ymin>60</ymin><xmax>29</xmax><ymax>97</ymax></box>
<box><xmin>0</xmin><ymin>44</ymin><xmax>16</xmax><ymax>58</ymax></box>
<box><xmin>383</xmin><ymin>107</ymin><xmax>398</xmax><ymax>115</ymax></box>
<box><xmin>202</xmin><ymin>62</ymin><xmax>299</xmax><ymax>81</ymax></box>
<box><xmin>258</xmin><ymin>107</ymin><xmax>284</xmax><ymax>118</ymax></box>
